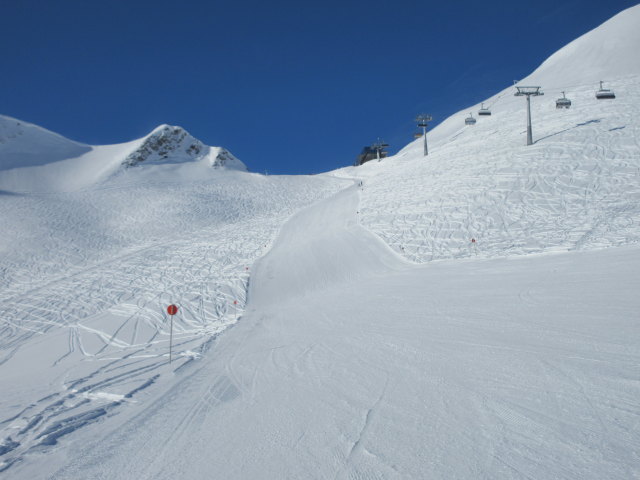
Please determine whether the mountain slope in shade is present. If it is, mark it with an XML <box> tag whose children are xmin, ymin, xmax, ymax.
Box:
<box><xmin>0</xmin><ymin>116</ymin><xmax>246</xmax><ymax>193</ymax></box>
<box><xmin>0</xmin><ymin>115</ymin><xmax>90</xmax><ymax>170</ymax></box>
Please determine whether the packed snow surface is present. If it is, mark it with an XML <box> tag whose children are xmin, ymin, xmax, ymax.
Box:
<box><xmin>0</xmin><ymin>119</ymin><xmax>347</xmax><ymax>472</ymax></box>
<box><xmin>2</xmin><ymin>4</ymin><xmax>640</xmax><ymax>479</ymax></box>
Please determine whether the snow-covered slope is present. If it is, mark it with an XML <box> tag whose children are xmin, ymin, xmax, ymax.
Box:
<box><xmin>0</xmin><ymin>115</ymin><xmax>90</xmax><ymax>171</ymax></box>
<box><xmin>0</xmin><ymin>116</ymin><xmax>246</xmax><ymax>193</ymax></box>
<box><xmin>0</xmin><ymin>115</ymin><xmax>346</xmax><ymax>474</ymax></box>
<box><xmin>46</xmin><ymin>200</ymin><xmax>640</xmax><ymax>480</ymax></box>
<box><xmin>347</xmin><ymin>4</ymin><xmax>640</xmax><ymax>264</ymax></box>
<box><xmin>523</xmin><ymin>3</ymin><xmax>640</xmax><ymax>87</ymax></box>
<box><xmin>2</xmin><ymin>4</ymin><xmax>640</xmax><ymax>479</ymax></box>
<box><xmin>0</xmin><ymin>169</ymin><xmax>347</xmax><ymax>473</ymax></box>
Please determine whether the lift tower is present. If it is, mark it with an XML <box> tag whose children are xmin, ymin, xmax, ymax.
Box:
<box><xmin>415</xmin><ymin>114</ymin><xmax>432</xmax><ymax>156</ymax></box>
<box><xmin>515</xmin><ymin>86</ymin><xmax>543</xmax><ymax>146</ymax></box>
<box><xmin>371</xmin><ymin>138</ymin><xmax>390</xmax><ymax>162</ymax></box>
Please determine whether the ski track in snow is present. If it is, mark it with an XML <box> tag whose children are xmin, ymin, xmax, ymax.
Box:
<box><xmin>38</xmin><ymin>177</ymin><xmax>640</xmax><ymax>480</ymax></box>
<box><xmin>351</xmin><ymin>76</ymin><xmax>640</xmax><ymax>263</ymax></box>
<box><xmin>0</xmin><ymin>172</ymin><xmax>347</xmax><ymax>471</ymax></box>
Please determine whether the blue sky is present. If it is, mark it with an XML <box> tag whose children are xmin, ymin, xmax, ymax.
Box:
<box><xmin>2</xmin><ymin>0</ymin><xmax>637</xmax><ymax>174</ymax></box>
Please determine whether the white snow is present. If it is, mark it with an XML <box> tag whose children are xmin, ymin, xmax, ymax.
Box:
<box><xmin>349</xmin><ymin>4</ymin><xmax>640</xmax><ymax>264</ymax></box>
<box><xmin>0</xmin><ymin>143</ymin><xmax>347</xmax><ymax>472</ymax></box>
<box><xmin>0</xmin><ymin>115</ymin><xmax>90</xmax><ymax>171</ymax></box>
<box><xmin>2</xmin><ymin>4</ymin><xmax>640</xmax><ymax>479</ymax></box>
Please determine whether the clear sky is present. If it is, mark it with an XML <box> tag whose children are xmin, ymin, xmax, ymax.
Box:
<box><xmin>2</xmin><ymin>0</ymin><xmax>638</xmax><ymax>174</ymax></box>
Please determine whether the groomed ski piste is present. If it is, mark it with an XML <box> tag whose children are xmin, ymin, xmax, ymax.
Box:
<box><xmin>1</xmin><ymin>5</ymin><xmax>640</xmax><ymax>479</ymax></box>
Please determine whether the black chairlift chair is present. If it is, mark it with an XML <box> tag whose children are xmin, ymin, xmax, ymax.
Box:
<box><xmin>596</xmin><ymin>81</ymin><xmax>616</xmax><ymax>99</ymax></box>
<box><xmin>465</xmin><ymin>113</ymin><xmax>476</xmax><ymax>125</ymax></box>
<box><xmin>478</xmin><ymin>103</ymin><xmax>491</xmax><ymax>116</ymax></box>
<box><xmin>556</xmin><ymin>91</ymin><xmax>572</xmax><ymax>109</ymax></box>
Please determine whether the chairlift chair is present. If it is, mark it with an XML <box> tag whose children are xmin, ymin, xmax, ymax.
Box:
<box><xmin>478</xmin><ymin>103</ymin><xmax>491</xmax><ymax>116</ymax></box>
<box><xmin>556</xmin><ymin>91</ymin><xmax>572</xmax><ymax>109</ymax></box>
<box><xmin>465</xmin><ymin>113</ymin><xmax>476</xmax><ymax>125</ymax></box>
<box><xmin>595</xmin><ymin>81</ymin><xmax>615</xmax><ymax>99</ymax></box>
<box><xmin>414</xmin><ymin>132</ymin><xmax>423</xmax><ymax>139</ymax></box>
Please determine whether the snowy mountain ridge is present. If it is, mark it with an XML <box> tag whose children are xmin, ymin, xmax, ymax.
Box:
<box><xmin>0</xmin><ymin>114</ymin><xmax>90</xmax><ymax>170</ymax></box>
<box><xmin>0</xmin><ymin>115</ymin><xmax>246</xmax><ymax>193</ymax></box>
<box><xmin>121</xmin><ymin>124</ymin><xmax>245</xmax><ymax>170</ymax></box>
<box><xmin>523</xmin><ymin>3</ymin><xmax>640</xmax><ymax>87</ymax></box>
<box><xmin>122</xmin><ymin>124</ymin><xmax>206</xmax><ymax>167</ymax></box>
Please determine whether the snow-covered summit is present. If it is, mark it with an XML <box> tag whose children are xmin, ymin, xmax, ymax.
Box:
<box><xmin>392</xmin><ymin>4</ymin><xmax>640</xmax><ymax>154</ymax></box>
<box><xmin>0</xmin><ymin>116</ymin><xmax>246</xmax><ymax>193</ymax></box>
<box><xmin>524</xmin><ymin>3</ymin><xmax>640</xmax><ymax>87</ymax></box>
<box><xmin>122</xmin><ymin>124</ymin><xmax>246</xmax><ymax>170</ymax></box>
<box><xmin>0</xmin><ymin>115</ymin><xmax>90</xmax><ymax>171</ymax></box>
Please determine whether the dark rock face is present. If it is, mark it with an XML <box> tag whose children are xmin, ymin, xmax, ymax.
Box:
<box><xmin>212</xmin><ymin>148</ymin><xmax>236</xmax><ymax>168</ymax></box>
<box><xmin>123</xmin><ymin>125</ymin><xmax>205</xmax><ymax>167</ymax></box>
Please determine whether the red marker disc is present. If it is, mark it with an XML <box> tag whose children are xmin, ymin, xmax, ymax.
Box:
<box><xmin>167</xmin><ymin>304</ymin><xmax>178</xmax><ymax>315</ymax></box>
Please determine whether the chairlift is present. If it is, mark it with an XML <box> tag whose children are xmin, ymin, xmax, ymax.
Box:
<box><xmin>414</xmin><ymin>132</ymin><xmax>423</xmax><ymax>139</ymax></box>
<box><xmin>478</xmin><ymin>103</ymin><xmax>491</xmax><ymax>116</ymax></box>
<box><xmin>356</xmin><ymin>143</ymin><xmax>388</xmax><ymax>165</ymax></box>
<box><xmin>555</xmin><ymin>91</ymin><xmax>571</xmax><ymax>109</ymax></box>
<box><xmin>595</xmin><ymin>81</ymin><xmax>615</xmax><ymax>99</ymax></box>
<box><xmin>465</xmin><ymin>113</ymin><xmax>476</xmax><ymax>125</ymax></box>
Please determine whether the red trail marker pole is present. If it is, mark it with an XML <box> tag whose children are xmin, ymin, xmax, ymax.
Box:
<box><xmin>167</xmin><ymin>304</ymin><xmax>178</xmax><ymax>363</ymax></box>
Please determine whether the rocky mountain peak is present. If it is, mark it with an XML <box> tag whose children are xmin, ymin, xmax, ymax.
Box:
<box><xmin>123</xmin><ymin>125</ymin><xmax>205</xmax><ymax>167</ymax></box>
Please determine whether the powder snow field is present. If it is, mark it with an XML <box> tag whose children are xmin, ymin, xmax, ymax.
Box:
<box><xmin>2</xmin><ymin>4</ymin><xmax>640</xmax><ymax>479</ymax></box>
